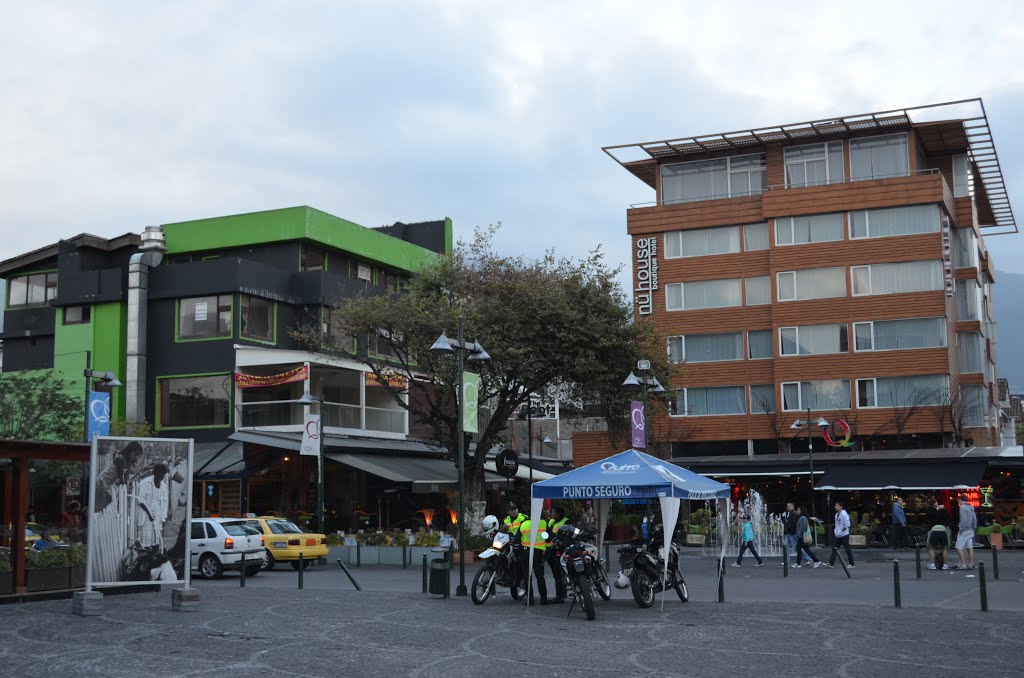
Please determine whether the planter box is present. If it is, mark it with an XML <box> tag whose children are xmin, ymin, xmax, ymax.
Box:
<box><xmin>685</xmin><ymin>533</ymin><xmax>706</xmax><ymax>546</ymax></box>
<box><xmin>849</xmin><ymin>535</ymin><xmax>868</xmax><ymax>547</ymax></box>
<box><xmin>0</xmin><ymin>572</ymin><xmax>12</xmax><ymax>595</ymax></box>
<box><xmin>331</xmin><ymin>545</ymin><xmax>440</xmax><ymax>566</ymax></box>
<box><xmin>27</xmin><ymin>567</ymin><xmax>69</xmax><ymax>592</ymax></box>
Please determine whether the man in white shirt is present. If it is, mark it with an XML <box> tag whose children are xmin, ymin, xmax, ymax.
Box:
<box><xmin>825</xmin><ymin>500</ymin><xmax>855</xmax><ymax>568</ymax></box>
<box><xmin>134</xmin><ymin>463</ymin><xmax>170</xmax><ymax>549</ymax></box>
<box><xmin>954</xmin><ymin>495</ymin><xmax>978</xmax><ymax>570</ymax></box>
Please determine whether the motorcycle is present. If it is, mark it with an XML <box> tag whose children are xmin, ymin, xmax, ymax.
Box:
<box><xmin>628</xmin><ymin>526</ymin><xmax>688</xmax><ymax>608</ymax></box>
<box><xmin>552</xmin><ymin>524</ymin><xmax>611</xmax><ymax>621</ymax></box>
<box><xmin>471</xmin><ymin>530</ymin><xmax>525</xmax><ymax>604</ymax></box>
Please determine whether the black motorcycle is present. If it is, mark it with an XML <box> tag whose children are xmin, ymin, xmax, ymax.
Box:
<box><xmin>628</xmin><ymin>526</ymin><xmax>687</xmax><ymax>608</ymax></box>
<box><xmin>552</xmin><ymin>524</ymin><xmax>610</xmax><ymax>621</ymax></box>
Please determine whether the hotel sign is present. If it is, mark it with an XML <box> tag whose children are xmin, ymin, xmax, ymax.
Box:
<box><xmin>635</xmin><ymin>237</ymin><xmax>659</xmax><ymax>315</ymax></box>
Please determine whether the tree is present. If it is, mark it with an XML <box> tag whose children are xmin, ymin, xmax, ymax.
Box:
<box><xmin>751</xmin><ymin>388</ymin><xmax>787</xmax><ymax>453</ymax></box>
<box><xmin>293</xmin><ymin>226</ymin><xmax>663</xmax><ymax>505</ymax></box>
<box><xmin>0</xmin><ymin>372</ymin><xmax>81</xmax><ymax>441</ymax></box>
<box><xmin>881</xmin><ymin>382</ymin><xmax>943</xmax><ymax>449</ymax></box>
<box><xmin>931</xmin><ymin>388</ymin><xmax>974</xmax><ymax>447</ymax></box>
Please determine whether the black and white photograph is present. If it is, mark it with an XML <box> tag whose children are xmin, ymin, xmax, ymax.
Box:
<box><xmin>87</xmin><ymin>437</ymin><xmax>193</xmax><ymax>587</ymax></box>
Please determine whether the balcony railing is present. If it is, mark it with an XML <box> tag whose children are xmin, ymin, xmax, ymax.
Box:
<box><xmin>238</xmin><ymin>399</ymin><xmax>406</xmax><ymax>435</ymax></box>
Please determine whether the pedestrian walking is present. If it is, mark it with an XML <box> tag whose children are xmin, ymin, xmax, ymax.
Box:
<box><xmin>792</xmin><ymin>506</ymin><xmax>821</xmax><ymax>568</ymax></box>
<box><xmin>891</xmin><ymin>497</ymin><xmax>909</xmax><ymax>549</ymax></box>
<box><xmin>780</xmin><ymin>501</ymin><xmax>808</xmax><ymax>567</ymax></box>
<box><xmin>731</xmin><ymin>515</ymin><xmax>764</xmax><ymax>567</ymax></box>
<box><xmin>954</xmin><ymin>495</ymin><xmax>977</xmax><ymax>570</ymax></box>
<box><xmin>825</xmin><ymin>501</ymin><xmax>855</xmax><ymax>568</ymax></box>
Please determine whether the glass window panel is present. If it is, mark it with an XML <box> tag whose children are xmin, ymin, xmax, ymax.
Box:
<box><xmin>687</xmin><ymin>386</ymin><xmax>746</xmax><ymax>416</ymax></box>
<box><xmin>953</xmin><ymin>154</ymin><xmax>971</xmax><ymax>198</ymax></box>
<box><xmin>777</xmin><ymin>272</ymin><xmax>795</xmax><ymax>301</ymax></box>
<box><xmin>27</xmin><ymin>274</ymin><xmax>46</xmax><ymax>305</ymax></box>
<box><xmin>827</xmin><ymin>141</ymin><xmax>845</xmax><ymax>183</ymax></box>
<box><xmin>743</xmin><ymin>222</ymin><xmax>769</xmax><ymax>251</ymax></box>
<box><xmin>779</xmin><ymin>267</ymin><xmax>846</xmax><ymax>300</ymax></box>
<box><xmin>850</xmin><ymin>211</ymin><xmax>869</xmax><ymax>238</ymax></box>
<box><xmin>301</xmin><ymin>245</ymin><xmax>325</xmax><ymax>271</ymax></box>
<box><xmin>953</xmin><ymin>229</ymin><xmax>978</xmax><ymax>268</ymax></box>
<box><xmin>8</xmin><ymin>277</ymin><xmax>28</xmax><ymax>306</ymax></box>
<box><xmin>782</xmin><ymin>383</ymin><xmax>801</xmax><ymax>411</ymax></box>
<box><xmin>796</xmin><ymin>324</ymin><xmax>847</xmax><ymax>355</ymax></box>
<box><xmin>854</xmin><ymin>322</ymin><xmax>873</xmax><ymax>351</ymax></box>
<box><xmin>666</xmin><ymin>284</ymin><xmax>683</xmax><ymax>311</ymax></box>
<box><xmin>780</xmin><ymin>328</ymin><xmax>798</xmax><ymax>356</ymax></box>
<box><xmin>779</xmin><ymin>213</ymin><xmax>844</xmax><ymax>245</ymax></box>
<box><xmin>745</xmin><ymin>276</ymin><xmax>770</xmax><ymax>306</ymax></box>
<box><xmin>874</xmin><ymin>375</ymin><xmax>947</xmax><ymax>407</ymax></box>
<box><xmin>956</xmin><ymin>280</ymin><xmax>980</xmax><ymax>320</ymax></box>
<box><xmin>863</xmin><ymin>260</ymin><xmax>943</xmax><ymax>295</ymax></box>
<box><xmin>850</xmin><ymin>133</ymin><xmax>909</xmax><ymax>180</ymax></box>
<box><xmin>179</xmin><ymin>295</ymin><xmax>233</xmax><ymax>339</ymax></box>
<box><xmin>668</xmin><ymin>337</ymin><xmax>684</xmax><ymax>364</ymax></box>
<box><xmin>681</xmin><ymin>279</ymin><xmax>742</xmax><ymax>310</ymax></box>
<box><xmin>750</xmin><ymin>384</ymin><xmax>776</xmax><ymax>413</ymax></box>
<box><xmin>683</xmin><ymin>332</ymin><xmax>743</xmax><ymax>362</ymax></box>
<box><xmin>959</xmin><ymin>331</ymin><xmax>984</xmax><ymax>373</ymax></box>
<box><xmin>160</xmin><ymin>374</ymin><xmax>232</xmax><ymax>428</ymax></box>
<box><xmin>857</xmin><ymin>379</ymin><xmax>876</xmax><ymax>407</ymax></box>
<box><xmin>962</xmin><ymin>384</ymin><xmax>985</xmax><ymax>427</ymax></box>
<box><xmin>803</xmin><ymin>379</ymin><xmax>851</xmax><ymax>410</ymax></box>
<box><xmin>667</xmin><ymin>226</ymin><xmax>741</xmax><ymax>258</ymax></box>
<box><xmin>240</xmin><ymin>295</ymin><xmax>274</xmax><ymax>341</ymax></box>
<box><xmin>665</xmin><ymin>232</ymin><xmax>682</xmax><ymax>258</ymax></box>
<box><xmin>671</xmin><ymin>390</ymin><xmax>688</xmax><ymax>416</ymax></box>
<box><xmin>851</xmin><ymin>266</ymin><xmax>870</xmax><ymax>295</ymax></box>
<box><xmin>748</xmin><ymin>330</ymin><xmax>772</xmax><ymax>359</ymax></box>
<box><xmin>662</xmin><ymin>159</ymin><xmax>728</xmax><ymax>204</ymax></box>
<box><xmin>873</xmin><ymin>317</ymin><xmax>946</xmax><ymax>350</ymax></box>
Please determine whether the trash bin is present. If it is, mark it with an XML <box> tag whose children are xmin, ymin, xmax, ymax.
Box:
<box><xmin>428</xmin><ymin>547</ymin><xmax>450</xmax><ymax>597</ymax></box>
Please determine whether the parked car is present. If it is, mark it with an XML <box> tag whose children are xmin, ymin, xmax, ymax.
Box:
<box><xmin>190</xmin><ymin>518</ymin><xmax>266</xmax><ymax>579</ymax></box>
<box><xmin>243</xmin><ymin>516</ymin><xmax>328</xmax><ymax>570</ymax></box>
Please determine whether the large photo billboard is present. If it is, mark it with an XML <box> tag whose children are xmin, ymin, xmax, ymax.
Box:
<box><xmin>86</xmin><ymin>437</ymin><xmax>193</xmax><ymax>587</ymax></box>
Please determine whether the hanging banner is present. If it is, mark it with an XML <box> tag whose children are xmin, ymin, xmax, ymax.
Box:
<box><xmin>366</xmin><ymin>372</ymin><xmax>408</xmax><ymax>388</ymax></box>
<box><xmin>235</xmin><ymin>365</ymin><xmax>308</xmax><ymax>389</ymax></box>
<box><xmin>462</xmin><ymin>372</ymin><xmax>480</xmax><ymax>433</ymax></box>
<box><xmin>87</xmin><ymin>391</ymin><xmax>111</xmax><ymax>442</ymax></box>
<box><xmin>630</xmin><ymin>400</ymin><xmax>646</xmax><ymax>449</ymax></box>
<box><xmin>301</xmin><ymin>414</ymin><xmax>322</xmax><ymax>456</ymax></box>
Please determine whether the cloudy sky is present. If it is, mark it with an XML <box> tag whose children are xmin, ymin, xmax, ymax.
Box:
<box><xmin>3</xmin><ymin>0</ymin><xmax>1024</xmax><ymax>290</ymax></box>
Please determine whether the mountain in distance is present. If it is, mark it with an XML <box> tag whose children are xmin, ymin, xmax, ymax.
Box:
<box><xmin>994</xmin><ymin>269</ymin><xmax>1024</xmax><ymax>393</ymax></box>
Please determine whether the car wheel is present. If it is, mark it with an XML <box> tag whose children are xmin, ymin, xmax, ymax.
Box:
<box><xmin>261</xmin><ymin>551</ymin><xmax>275</xmax><ymax>571</ymax></box>
<box><xmin>198</xmin><ymin>554</ymin><xmax>223</xmax><ymax>579</ymax></box>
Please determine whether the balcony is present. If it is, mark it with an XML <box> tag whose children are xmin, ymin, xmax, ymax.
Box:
<box><xmin>762</xmin><ymin>170</ymin><xmax>950</xmax><ymax>219</ymax></box>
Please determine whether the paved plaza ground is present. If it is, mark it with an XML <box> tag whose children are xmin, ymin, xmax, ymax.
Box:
<box><xmin>2</xmin><ymin>551</ymin><xmax>1023</xmax><ymax>677</ymax></box>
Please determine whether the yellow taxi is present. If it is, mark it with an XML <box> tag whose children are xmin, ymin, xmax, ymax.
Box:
<box><xmin>244</xmin><ymin>516</ymin><xmax>328</xmax><ymax>570</ymax></box>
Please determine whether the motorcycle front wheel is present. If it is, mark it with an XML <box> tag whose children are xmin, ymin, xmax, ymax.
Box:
<box><xmin>577</xmin><ymin>574</ymin><xmax>596</xmax><ymax>621</ymax></box>
<box><xmin>673</xmin><ymin>570</ymin><xmax>689</xmax><ymax>603</ymax></box>
<box><xmin>471</xmin><ymin>566</ymin><xmax>495</xmax><ymax>605</ymax></box>
<box><xmin>595</xmin><ymin>566</ymin><xmax>612</xmax><ymax>601</ymax></box>
<box><xmin>631</xmin><ymin>571</ymin><xmax>655</xmax><ymax>608</ymax></box>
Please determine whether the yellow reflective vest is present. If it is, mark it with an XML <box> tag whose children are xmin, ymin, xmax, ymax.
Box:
<box><xmin>504</xmin><ymin>513</ymin><xmax>527</xmax><ymax>535</ymax></box>
<box><xmin>520</xmin><ymin>518</ymin><xmax>548</xmax><ymax>550</ymax></box>
<box><xmin>548</xmin><ymin>518</ymin><xmax>567</xmax><ymax>547</ymax></box>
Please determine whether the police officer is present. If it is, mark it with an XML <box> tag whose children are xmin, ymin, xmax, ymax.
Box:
<box><xmin>518</xmin><ymin>514</ymin><xmax>548</xmax><ymax>605</ymax></box>
<box><xmin>503</xmin><ymin>504</ymin><xmax>527</xmax><ymax>537</ymax></box>
<box><xmin>545</xmin><ymin>507</ymin><xmax>568</xmax><ymax>603</ymax></box>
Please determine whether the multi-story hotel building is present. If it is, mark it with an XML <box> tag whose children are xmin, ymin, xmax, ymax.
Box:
<box><xmin>604</xmin><ymin>100</ymin><xmax>1016</xmax><ymax>461</ymax></box>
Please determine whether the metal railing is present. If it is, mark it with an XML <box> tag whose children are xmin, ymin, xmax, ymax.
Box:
<box><xmin>238</xmin><ymin>398</ymin><xmax>406</xmax><ymax>434</ymax></box>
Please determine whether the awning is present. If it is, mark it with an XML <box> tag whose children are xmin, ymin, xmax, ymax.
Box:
<box><xmin>194</xmin><ymin>441</ymin><xmax>245</xmax><ymax>476</ymax></box>
<box><xmin>326</xmin><ymin>452</ymin><xmax>505</xmax><ymax>493</ymax></box>
<box><xmin>484</xmin><ymin>460</ymin><xmax>556</xmax><ymax>481</ymax></box>
<box><xmin>815</xmin><ymin>462</ymin><xmax>987</xmax><ymax>491</ymax></box>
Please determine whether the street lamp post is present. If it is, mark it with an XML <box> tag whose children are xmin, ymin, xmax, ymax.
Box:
<box><xmin>431</xmin><ymin>317</ymin><xmax>490</xmax><ymax>598</ymax></box>
<box><xmin>622</xmin><ymin>360</ymin><xmax>665</xmax><ymax>451</ymax></box>
<box><xmin>790</xmin><ymin>409</ymin><xmax>829</xmax><ymax>545</ymax></box>
<box><xmin>83</xmin><ymin>350</ymin><xmax>122</xmax><ymax>442</ymax></box>
<box><xmin>297</xmin><ymin>388</ymin><xmax>326</xmax><ymax>535</ymax></box>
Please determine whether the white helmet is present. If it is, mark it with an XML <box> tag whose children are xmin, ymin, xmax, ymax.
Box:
<box><xmin>481</xmin><ymin>515</ymin><xmax>499</xmax><ymax>536</ymax></box>
<box><xmin>614</xmin><ymin>571</ymin><xmax>631</xmax><ymax>589</ymax></box>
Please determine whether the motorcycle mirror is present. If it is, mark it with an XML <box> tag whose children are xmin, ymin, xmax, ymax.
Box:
<box><xmin>540</xmin><ymin>531</ymin><xmax>549</xmax><ymax>540</ymax></box>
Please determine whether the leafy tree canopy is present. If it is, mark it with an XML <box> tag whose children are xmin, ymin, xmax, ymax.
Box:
<box><xmin>0</xmin><ymin>372</ymin><xmax>81</xmax><ymax>442</ymax></box>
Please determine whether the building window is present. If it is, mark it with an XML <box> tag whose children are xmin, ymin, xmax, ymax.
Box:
<box><xmin>850</xmin><ymin>204</ymin><xmax>939</xmax><ymax>239</ymax></box>
<box><xmin>747</xmin><ymin>330</ymin><xmax>772</xmax><ymax>359</ymax></box>
<box><xmin>850</xmin><ymin>133</ymin><xmax>908</xmax><ymax>181</ymax></box>
<box><xmin>369</xmin><ymin>329</ymin><xmax>401</xmax><ymax>359</ymax></box>
<box><xmin>961</xmin><ymin>384</ymin><xmax>986</xmax><ymax>427</ymax></box>
<box><xmin>779</xmin><ymin>324</ymin><xmax>848</xmax><ymax>356</ymax></box>
<box><xmin>240</xmin><ymin>295</ymin><xmax>274</xmax><ymax>342</ymax></box>
<box><xmin>178</xmin><ymin>295</ymin><xmax>232</xmax><ymax>340</ymax></box>
<box><xmin>301</xmin><ymin>244</ymin><xmax>326</xmax><ymax>271</ymax></box>
<box><xmin>665</xmin><ymin>279</ymin><xmax>742</xmax><ymax>311</ymax></box>
<box><xmin>744</xmin><ymin>276</ymin><xmax>771</xmax><ymax>306</ymax></box>
<box><xmin>324</xmin><ymin>308</ymin><xmax>356</xmax><ymax>352</ymax></box>
<box><xmin>665</xmin><ymin>225</ymin><xmax>740</xmax><ymax>258</ymax></box>
<box><xmin>668</xmin><ymin>332</ymin><xmax>743</xmax><ymax>364</ymax></box>
<box><xmin>953</xmin><ymin>154</ymin><xmax>972</xmax><ymax>198</ymax></box>
<box><xmin>781</xmin><ymin>379</ymin><xmax>851</xmax><ymax>411</ymax></box>
<box><xmin>959</xmin><ymin>332</ymin><xmax>985</xmax><ymax>373</ymax></box>
<box><xmin>853</xmin><ymin>317</ymin><xmax>946</xmax><ymax>352</ymax></box>
<box><xmin>956</xmin><ymin>280</ymin><xmax>981</xmax><ymax>320</ymax></box>
<box><xmin>952</xmin><ymin>228</ymin><xmax>978</xmax><ymax>268</ymax></box>
<box><xmin>775</xmin><ymin>213</ymin><xmax>844</xmax><ymax>246</ymax></box>
<box><xmin>784</xmin><ymin>141</ymin><xmax>845</xmax><ymax>187</ymax></box>
<box><xmin>743</xmin><ymin>222</ymin><xmax>769</xmax><ymax>251</ymax></box>
<box><xmin>856</xmin><ymin>375</ymin><xmax>947</xmax><ymax>408</ymax></box>
<box><xmin>776</xmin><ymin>267</ymin><xmax>846</xmax><ymax>301</ymax></box>
<box><xmin>158</xmin><ymin>374</ymin><xmax>231</xmax><ymax>428</ymax></box>
<box><xmin>749</xmin><ymin>384</ymin><xmax>776</xmax><ymax>413</ymax></box>
<box><xmin>661</xmin><ymin>153</ymin><xmax>766</xmax><ymax>204</ymax></box>
<box><xmin>7</xmin><ymin>272</ymin><xmax>57</xmax><ymax>307</ymax></box>
<box><xmin>63</xmin><ymin>305</ymin><xmax>91</xmax><ymax>325</ymax></box>
<box><xmin>672</xmin><ymin>386</ymin><xmax>746</xmax><ymax>416</ymax></box>
<box><xmin>851</xmin><ymin>260</ymin><xmax>943</xmax><ymax>296</ymax></box>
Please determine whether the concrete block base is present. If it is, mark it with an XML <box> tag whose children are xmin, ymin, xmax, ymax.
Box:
<box><xmin>72</xmin><ymin>590</ymin><xmax>104</xmax><ymax>617</ymax></box>
<box><xmin>171</xmin><ymin>587</ymin><xmax>200</xmax><ymax>612</ymax></box>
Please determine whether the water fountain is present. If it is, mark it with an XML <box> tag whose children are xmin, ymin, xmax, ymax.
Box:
<box><xmin>701</xmin><ymin>490</ymin><xmax>784</xmax><ymax>557</ymax></box>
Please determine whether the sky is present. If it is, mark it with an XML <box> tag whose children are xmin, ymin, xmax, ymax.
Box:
<box><xmin>3</xmin><ymin>0</ymin><xmax>1024</xmax><ymax>294</ymax></box>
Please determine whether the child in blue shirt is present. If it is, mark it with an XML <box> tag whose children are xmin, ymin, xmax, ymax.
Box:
<box><xmin>732</xmin><ymin>515</ymin><xmax>764</xmax><ymax>567</ymax></box>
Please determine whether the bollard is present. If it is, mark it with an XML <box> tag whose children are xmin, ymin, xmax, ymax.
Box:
<box><xmin>893</xmin><ymin>560</ymin><xmax>901</xmax><ymax>609</ymax></box>
<box><xmin>422</xmin><ymin>554</ymin><xmax>428</xmax><ymax>593</ymax></box>
<box><xmin>298</xmin><ymin>552</ymin><xmax>304</xmax><ymax>590</ymax></box>
<box><xmin>336</xmin><ymin>559</ymin><xmax>362</xmax><ymax>591</ymax></box>
<box><xmin>915</xmin><ymin>545</ymin><xmax>921</xmax><ymax>580</ymax></box>
<box><xmin>717</xmin><ymin>557</ymin><xmax>725</xmax><ymax>603</ymax></box>
<box><xmin>992</xmin><ymin>544</ymin><xmax>999</xmax><ymax>580</ymax></box>
<box><xmin>783</xmin><ymin>545</ymin><xmax>789</xmax><ymax>578</ymax></box>
<box><xmin>356</xmin><ymin>542</ymin><xmax>361</xmax><ymax>568</ymax></box>
<box><xmin>240</xmin><ymin>553</ymin><xmax>246</xmax><ymax>588</ymax></box>
<box><xmin>403</xmin><ymin>544</ymin><xmax>408</xmax><ymax>570</ymax></box>
<box><xmin>979</xmin><ymin>561</ymin><xmax>988</xmax><ymax>612</ymax></box>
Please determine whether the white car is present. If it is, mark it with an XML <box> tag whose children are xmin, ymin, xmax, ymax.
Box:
<box><xmin>190</xmin><ymin>517</ymin><xmax>266</xmax><ymax>579</ymax></box>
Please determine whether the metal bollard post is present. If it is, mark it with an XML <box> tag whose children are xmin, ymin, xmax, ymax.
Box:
<box><xmin>447</xmin><ymin>544</ymin><xmax>453</xmax><ymax>599</ymax></box>
<box><xmin>783</xmin><ymin>545</ymin><xmax>789</xmax><ymax>578</ymax></box>
<box><xmin>915</xmin><ymin>545</ymin><xmax>921</xmax><ymax>579</ymax></box>
<box><xmin>979</xmin><ymin>561</ymin><xmax>988</xmax><ymax>612</ymax></box>
<box><xmin>717</xmin><ymin>557</ymin><xmax>725</xmax><ymax>603</ymax></box>
<box><xmin>336</xmin><ymin>559</ymin><xmax>362</xmax><ymax>591</ymax></box>
<box><xmin>403</xmin><ymin>544</ymin><xmax>408</xmax><ymax>569</ymax></box>
<box><xmin>298</xmin><ymin>552</ymin><xmax>304</xmax><ymax>590</ymax></box>
<box><xmin>992</xmin><ymin>544</ymin><xmax>999</xmax><ymax>580</ymax></box>
<box><xmin>893</xmin><ymin>560</ymin><xmax>901</xmax><ymax>609</ymax></box>
<box><xmin>356</xmin><ymin>542</ymin><xmax>361</xmax><ymax>568</ymax></box>
<box><xmin>240</xmin><ymin>553</ymin><xmax>246</xmax><ymax>588</ymax></box>
<box><xmin>422</xmin><ymin>554</ymin><xmax>428</xmax><ymax>593</ymax></box>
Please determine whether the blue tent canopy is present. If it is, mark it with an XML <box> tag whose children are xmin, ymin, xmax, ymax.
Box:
<box><xmin>530</xmin><ymin>449</ymin><xmax>730</xmax><ymax>501</ymax></box>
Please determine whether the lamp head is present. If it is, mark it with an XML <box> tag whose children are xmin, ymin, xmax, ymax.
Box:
<box><xmin>296</xmin><ymin>391</ymin><xmax>318</xmax><ymax>405</ymax></box>
<box><xmin>100</xmin><ymin>372</ymin><xmax>122</xmax><ymax>388</ymax></box>
<box><xmin>467</xmin><ymin>340</ymin><xmax>491</xmax><ymax>362</ymax></box>
<box><xmin>622</xmin><ymin>371</ymin><xmax>641</xmax><ymax>388</ymax></box>
<box><xmin>789</xmin><ymin>420</ymin><xmax>804</xmax><ymax>430</ymax></box>
<box><xmin>429</xmin><ymin>332</ymin><xmax>454</xmax><ymax>354</ymax></box>
<box><xmin>816</xmin><ymin>417</ymin><xmax>830</xmax><ymax>428</ymax></box>
<box><xmin>650</xmin><ymin>377</ymin><xmax>666</xmax><ymax>394</ymax></box>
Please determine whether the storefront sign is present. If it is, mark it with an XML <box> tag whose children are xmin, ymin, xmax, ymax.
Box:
<box><xmin>235</xmin><ymin>365</ymin><xmax>309</xmax><ymax>389</ymax></box>
<box><xmin>635</xmin><ymin>237</ymin><xmax>659</xmax><ymax>315</ymax></box>
<box><xmin>495</xmin><ymin>449</ymin><xmax>519</xmax><ymax>478</ymax></box>
<box><xmin>365</xmin><ymin>372</ymin><xmax>408</xmax><ymax>388</ymax></box>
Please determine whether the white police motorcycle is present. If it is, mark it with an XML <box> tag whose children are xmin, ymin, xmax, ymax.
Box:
<box><xmin>470</xmin><ymin>515</ymin><xmax>525</xmax><ymax>604</ymax></box>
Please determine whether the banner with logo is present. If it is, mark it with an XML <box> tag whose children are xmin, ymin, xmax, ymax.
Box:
<box><xmin>366</xmin><ymin>372</ymin><xmax>408</xmax><ymax>388</ymax></box>
<box><xmin>462</xmin><ymin>372</ymin><xmax>480</xmax><ymax>433</ymax></box>
<box><xmin>301</xmin><ymin>414</ymin><xmax>322</xmax><ymax>456</ymax></box>
<box><xmin>235</xmin><ymin>365</ymin><xmax>308</xmax><ymax>389</ymax></box>
<box><xmin>87</xmin><ymin>391</ymin><xmax>111</xmax><ymax>441</ymax></box>
<box><xmin>630</xmin><ymin>400</ymin><xmax>645</xmax><ymax>449</ymax></box>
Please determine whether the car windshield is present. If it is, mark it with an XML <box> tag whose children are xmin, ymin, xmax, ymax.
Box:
<box><xmin>267</xmin><ymin>520</ymin><xmax>303</xmax><ymax>535</ymax></box>
<box><xmin>222</xmin><ymin>522</ymin><xmax>253</xmax><ymax>536</ymax></box>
